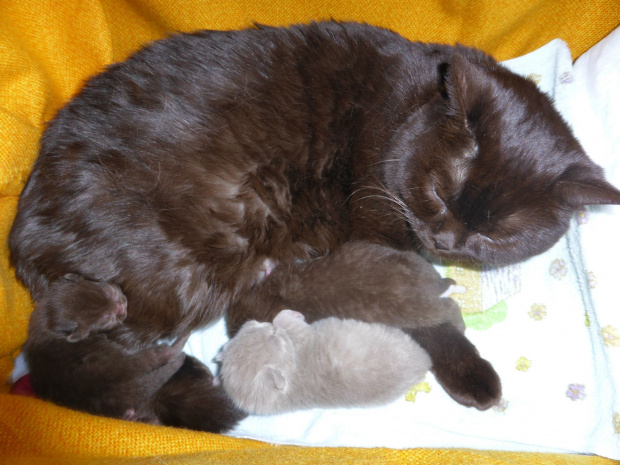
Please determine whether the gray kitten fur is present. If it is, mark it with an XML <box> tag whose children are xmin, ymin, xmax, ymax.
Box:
<box><xmin>218</xmin><ymin>309</ymin><xmax>432</xmax><ymax>415</ymax></box>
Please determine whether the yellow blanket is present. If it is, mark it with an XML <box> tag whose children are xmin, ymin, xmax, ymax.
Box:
<box><xmin>1</xmin><ymin>1</ymin><xmax>619</xmax><ymax>463</ymax></box>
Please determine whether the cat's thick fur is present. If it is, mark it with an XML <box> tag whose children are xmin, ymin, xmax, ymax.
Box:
<box><xmin>10</xmin><ymin>21</ymin><xmax>620</xmax><ymax>430</ymax></box>
<box><xmin>220</xmin><ymin>310</ymin><xmax>432</xmax><ymax>414</ymax></box>
<box><xmin>24</xmin><ymin>275</ymin><xmax>187</xmax><ymax>423</ymax></box>
<box><xmin>153</xmin><ymin>355</ymin><xmax>248</xmax><ymax>432</ymax></box>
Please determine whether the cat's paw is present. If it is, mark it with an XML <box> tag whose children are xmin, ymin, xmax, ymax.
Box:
<box><xmin>439</xmin><ymin>283</ymin><xmax>466</xmax><ymax>298</ymax></box>
<box><xmin>122</xmin><ymin>408</ymin><xmax>141</xmax><ymax>422</ymax></box>
<box><xmin>433</xmin><ymin>354</ymin><xmax>502</xmax><ymax>411</ymax></box>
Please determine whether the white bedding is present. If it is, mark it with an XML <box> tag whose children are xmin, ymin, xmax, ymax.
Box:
<box><xmin>184</xmin><ymin>27</ymin><xmax>620</xmax><ymax>459</ymax></box>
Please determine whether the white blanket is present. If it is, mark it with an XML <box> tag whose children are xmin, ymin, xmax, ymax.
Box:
<box><xmin>184</xmin><ymin>28</ymin><xmax>620</xmax><ymax>459</ymax></box>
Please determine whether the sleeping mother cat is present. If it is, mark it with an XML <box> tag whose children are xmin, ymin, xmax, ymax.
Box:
<box><xmin>9</xmin><ymin>21</ymin><xmax>620</xmax><ymax>431</ymax></box>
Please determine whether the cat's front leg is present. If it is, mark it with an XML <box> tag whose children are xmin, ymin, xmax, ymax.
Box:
<box><xmin>404</xmin><ymin>324</ymin><xmax>501</xmax><ymax>410</ymax></box>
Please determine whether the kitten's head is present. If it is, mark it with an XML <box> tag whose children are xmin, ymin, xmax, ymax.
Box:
<box><xmin>388</xmin><ymin>53</ymin><xmax>620</xmax><ymax>266</ymax></box>
<box><xmin>46</xmin><ymin>273</ymin><xmax>127</xmax><ymax>341</ymax></box>
<box><xmin>219</xmin><ymin>319</ymin><xmax>298</xmax><ymax>414</ymax></box>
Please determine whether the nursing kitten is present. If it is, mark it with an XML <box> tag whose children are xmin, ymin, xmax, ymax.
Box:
<box><xmin>219</xmin><ymin>310</ymin><xmax>432</xmax><ymax>414</ymax></box>
<box><xmin>10</xmin><ymin>21</ymin><xmax>620</xmax><ymax>430</ymax></box>
<box><xmin>227</xmin><ymin>242</ymin><xmax>466</xmax><ymax>334</ymax></box>
<box><xmin>24</xmin><ymin>275</ymin><xmax>187</xmax><ymax>423</ymax></box>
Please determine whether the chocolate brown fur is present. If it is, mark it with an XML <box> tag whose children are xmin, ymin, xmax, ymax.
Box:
<box><xmin>154</xmin><ymin>355</ymin><xmax>247</xmax><ymax>432</ymax></box>
<box><xmin>35</xmin><ymin>273</ymin><xmax>128</xmax><ymax>342</ymax></box>
<box><xmin>24</xmin><ymin>275</ymin><xmax>187</xmax><ymax>423</ymax></box>
<box><xmin>227</xmin><ymin>242</ymin><xmax>465</xmax><ymax>334</ymax></box>
<box><xmin>10</xmin><ymin>21</ymin><xmax>620</xmax><ymax>429</ymax></box>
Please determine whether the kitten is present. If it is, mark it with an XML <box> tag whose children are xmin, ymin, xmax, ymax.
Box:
<box><xmin>24</xmin><ymin>275</ymin><xmax>187</xmax><ymax>423</ymax></box>
<box><xmin>219</xmin><ymin>310</ymin><xmax>432</xmax><ymax>414</ymax></box>
<box><xmin>227</xmin><ymin>242</ymin><xmax>466</xmax><ymax>334</ymax></box>
<box><xmin>9</xmin><ymin>21</ymin><xmax>620</xmax><ymax>429</ymax></box>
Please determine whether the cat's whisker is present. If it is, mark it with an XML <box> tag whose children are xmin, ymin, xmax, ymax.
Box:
<box><xmin>353</xmin><ymin>193</ymin><xmax>412</xmax><ymax>225</ymax></box>
<box><xmin>366</xmin><ymin>159</ymin><xmax>401</xmax><ymax>168</ymax></box>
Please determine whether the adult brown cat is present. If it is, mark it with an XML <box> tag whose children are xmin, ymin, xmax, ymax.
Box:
<box><xmin>9</xmin><ymin>21</ymin><xmax>620</xmax><ymax>431</ymax></box>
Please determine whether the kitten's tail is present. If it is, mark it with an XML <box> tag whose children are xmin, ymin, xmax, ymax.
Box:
<box><xmin>153</xmin><ymin>355</ymin><xmax>247</xmax><ymax>433</ymax></box>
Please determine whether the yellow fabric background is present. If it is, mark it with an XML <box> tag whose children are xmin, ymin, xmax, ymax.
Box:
<box><xmin>1</xmin><ymin>0</ymin><xmax>619</xmax><ymax>463</ymax></box>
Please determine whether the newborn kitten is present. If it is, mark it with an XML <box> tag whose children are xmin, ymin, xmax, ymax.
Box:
<box><xmin>219</xmin><ymin>310</ymin><xmax>432</xmax><ymax>414</ymax></box>
<box><xmin>24</xmin><ymin>275</ymin><xmax>187</xmax><ymax>423</ymax></box>
<box><xmin>227</xmin><ymin>242</ymin><xmax>466</xmax><ymax>335</ymax></box>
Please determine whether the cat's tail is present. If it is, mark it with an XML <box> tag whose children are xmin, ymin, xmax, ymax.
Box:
<box><xmin>404</xmin><ymin>323</ymin><xmax>501</xmax><ymax>411</ymax></box>
<box><xmin>153</xmin><ymin>355</ymin><xmax>247</xmax><ymax>433</ymax></box>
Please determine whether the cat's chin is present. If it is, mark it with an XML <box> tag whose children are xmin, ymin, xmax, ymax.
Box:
<box><xmin>422</xmin><ymin>237</ymin><xmax>557</xmax><ymax>268</ymax></box>
<box><xmin>416</xmin><ymin>232</ymin><xmax>519</xmax><ymax>267</ymax></box>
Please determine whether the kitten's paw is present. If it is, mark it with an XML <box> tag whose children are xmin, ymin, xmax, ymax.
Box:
<box><xmin>433</xmin><ymin>354</ymin><xmax>502</xmax><ymax>411</ymax></box>
<box><xmin>440</xmin><ymin>283</ymin><xmax>466</xmax><ymax>298</ymax></box>
<box><xmin>122</xmin><ymin>408</ymin><xmax>140</xmax><ymax>422</ymax></box>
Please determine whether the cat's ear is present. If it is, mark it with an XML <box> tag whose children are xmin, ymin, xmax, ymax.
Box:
<box><xmin>442</xmin><ymin>54</ymin><xmax>489</xmax><ymax>121</ymax></box>
<box><xmin>266</xmin><ymin>367</ymin><xmax>287</xmax><ymax>391</ymax></box>
<box><xmin>557</xmin><ymin>178</ymin><xmax>620</xmax><ymax>207</ymax></box>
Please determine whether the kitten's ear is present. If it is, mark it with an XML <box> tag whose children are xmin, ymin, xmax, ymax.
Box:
<box><xmin>274</xmin><ymin>309</ymin><xmax>305</xmax><ymax>327</ymax></box>
<box><xmin>557</xmin><ymin>178</ymin><xmax>620</xmax><ymax>208</ymax></box>
<box><xmin>442</xmin><ymin>54</ymin><xmax>489</xmax><ymax>120</ymax></box>
<box><xmin>266</xmin><ymin>367</ymin><xmax>287</xmax><ymax>391</ymax></box>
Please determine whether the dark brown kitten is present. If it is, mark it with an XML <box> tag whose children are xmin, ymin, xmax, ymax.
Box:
<box><xmin>24</xmin><ymin>275</ymin><xmax>187</xmax><ymax>423</ymax></box>
<box><xmin>10</xmin><ymin>21</ymin><xmax>620</xmax><ymax>430</ymax></box>
<box><xmin>227</xmin><ymin>242</ymin><xmax>465</xmax><ymax>334</ymax></box>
